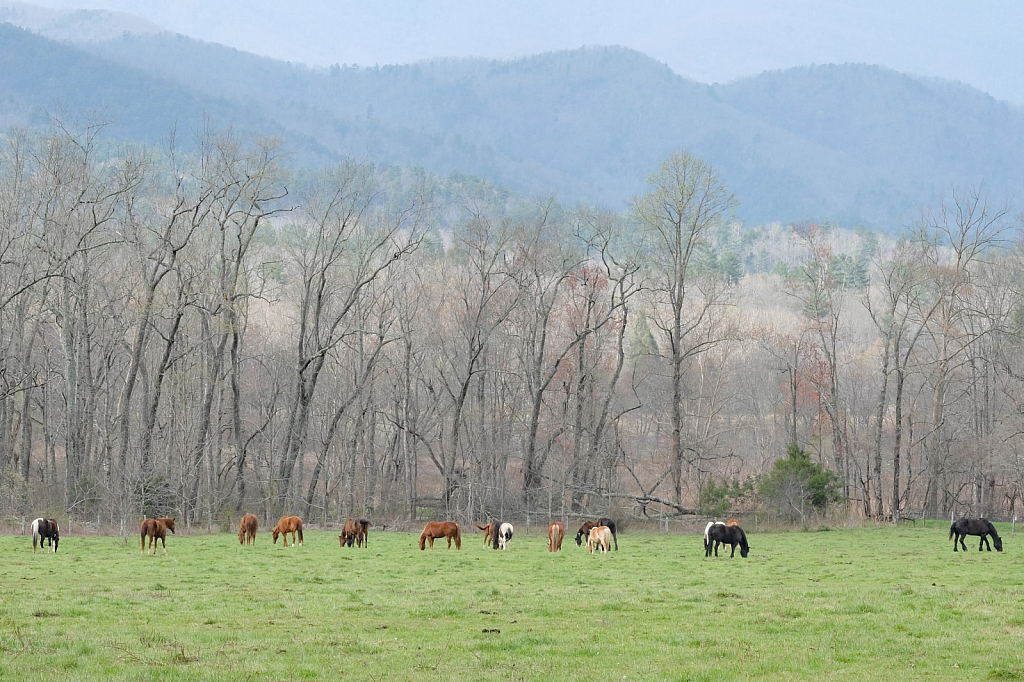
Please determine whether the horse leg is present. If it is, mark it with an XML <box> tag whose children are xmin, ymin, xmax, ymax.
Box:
<box><xmin>162</xmin><ymin>537</ymin><xmax>167</xmax><ymax>555</ymax></box>
<box><xmin>730</xmin><ymin>543</ymin><xmax>736</xmax><ymax>558</ymax></box>
<box><xmin>981</xmin><ymin>536</ymin><xmax>990</xmax><ymax>551</ymax></box>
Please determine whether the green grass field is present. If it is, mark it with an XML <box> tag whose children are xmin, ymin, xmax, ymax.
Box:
<box><xmin>2</xmin><ymin>523</ymin><xmax>1023</xmax><ymax>681</ymax></box>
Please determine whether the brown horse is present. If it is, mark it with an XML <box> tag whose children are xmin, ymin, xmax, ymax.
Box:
<box><xmin>419</xmin><ymin>521</ymin><xmax>461</xmax><ymax>550</ymax></box>
<box><xmin>548</xmin><ymin>521</ymin><xmax>565</xmax><ymax>552</ymax></box>
<box><xmin>341</xmin><ymin>518</ymin><xmax>370</xmax><ymax>547</ymax></box>
<box><xmin>727</xmin><ymin>518</ymin><xmax>741</xmax><ymax>527</ymax></box>
<box><xmin>31</xmin><ymin>518</ymin><xmax>60</xmax><ymax>553</ymax></box>
<box><xmin>238</xmin><ymin>514</ymin><xmax>258</xmax><ymax>545</ymax></box>
<box><xmin>587</xmin><ymin>526</ymin><xmax>612</xmax><ymax>554</ymax></box>
<box><xmin>140</xmin><ymin>517</ymin><xmax>175</xmax><ymax>555</ymax></box>
<box><xmin>475</xmin><ymin>522</ymin><xmax>496</xmax><ymax>548</ymax></box>
<box><xmin>272</xmin><ymin>516</ymin><xmax>303</xmax><ymax>547</ymax></box>
<box><xmin>353</xmin><ymin>519</ymin><xmax>370</xmax><ymax>547</ymax></box>
<box><xmin>575</xmin><ymin>517</ymin><xmax>618</xmax><ymax>550</ymax></box>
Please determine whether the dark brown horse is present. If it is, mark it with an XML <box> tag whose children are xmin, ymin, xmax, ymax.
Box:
<box><xmin>353</xmin><ymin>519</ymin><xmax>370</xmax><ymax>547</ymax></box>
<box><xmin>950</xmin><ymin>517</ymin><xmax>1003</xmax><ymax>552</ymax></box>
<box><xmin>31</xmin><ymin>518</ymin><xmax>59</xmax><ymax>553</ymax></box>
<box><xmin>419</xmin><ymin>521</ymin><xmax>461</xmax><ymax>550</ymax></box>
<box><xmin>238</xmin><ymin>514</ymin><xmax>258</xmax><ymax>545</ymax></box>
<box><xmin>548</xmin><ymin>521</ymin><xmax>565</xmax><ymax>552</ymax></box>
<box><xmin>575</xmin><ymin>517</ymin><xmax>618</xmax><ymax>550</ymax></box>
<box><xmin>272</xmin><ymin>516</ymin><xmax>303</xmax><ymax>547</ymax></box>
<box><xmin>140</xmin><ymin>517</ymin><xmax>175</xmax><ymax>555</ymax></box>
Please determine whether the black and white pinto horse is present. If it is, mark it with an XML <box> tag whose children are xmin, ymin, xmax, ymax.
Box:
<box><xmin>949</xmin><ymin>517</ymin><xmax>1003</xmax><ymax>552</ymax></box>
<box><xmin>493</xmin><ymin>522</ymin><xmax>514</xmax><ymax>550</ymax></box>
<box><xmin>31</xmin><ymin>518</ymin><xmax>60</xmax><ymax>553</ymax></box>
<box><xmin>705</xmin><ymin>523</ymin><xmax>749</xmax><ymax>558</ymax></box>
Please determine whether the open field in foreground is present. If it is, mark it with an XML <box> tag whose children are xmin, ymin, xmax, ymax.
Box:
<box><xmin>2</xmin><ymin>523</ymin><xmax>1023</xmax><ymax>681</ymax></box>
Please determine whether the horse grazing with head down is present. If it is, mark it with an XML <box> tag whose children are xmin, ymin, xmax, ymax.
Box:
<box><xmin>575</xmin><ymin>517</ymin><xmax>618</xmax><ymax>550</ymax></box>
<box><xmin>238</xmin><ymin>514</ymin><xmax>258</xmax><ymax>545</ymax></box>
<box><xmin>31</xmin><ymin>518</ymin><xmax>59</xmax><ymax>553</ymax></box>
<box><xmin>548</xmin><ymin>521</ymin><xmax>565</xmax><ymax>552</ymax></box>
<box><xmin>140</xmin><ymin>517</ymin><xmax>175</xmax><ymax>555</ymax></box>
<box><xmin>587</xmin><ymin>526</ymin><xmax>612</xmax><ymax>554</ymax></box>
<box><xmin>341</xmin><ymin>518</ymin><xmax>360</xmax><ymax>547</ymax></box>
<box><xmin>419</xmin><ymin>521</ymin><xmax>461</xmax><ymax>550</ymax></box>
<box><xmin>493</xmin><ymin>522</ymin><xmax>513</xmax><ymax>550</ymax></box>
<box><xmin>705</xmin><ymin>522</ymin><xmax>749</xmax><ymax>558</ymax></box>
<box><xmin>950</xmin><ymin>517</ymin><xmax>1003</xmax><ymax>552</ymax></box>
<box><xmin>272</xmin><ymin>516</ymin><xmax>303</xmax><ymax>547</ymax></box>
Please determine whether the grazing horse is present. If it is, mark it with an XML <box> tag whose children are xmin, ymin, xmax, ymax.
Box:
<box><xmin>494</xmin><ymin>522</ymin><xmax>513</xmax><ymax>550</ymax></box>
<box><xmin>548</xmin><ymin>521</ymin><xmax>565</xmax><ymax>552</ymax></box>
<box><xmin>31</xmin><ymin>518</ymin><xmax>59</xmax><ymax>553</ymax></box>
<box><xmin>238</xmin><ymin>514</ymin><xmax>258</xmax><ymax>545</ymax></box>
<box><xmin>705</xmin><ymin>523</ymin><xmax>749</xmax><ymax>558</ymax></box>
<box><xmin>575</xmin><ymin>517</ymin><xmax>618</xmax><ymax>550</ymax></box>
<box><xmin>950</xmin><ymin>517</ymin><xmax>1003</xmax><ymax>552</ymax></box>
<box><xmin>587</xmin><ymin>526</ymin><xmax>612</xmax><ymax>554</ymax></box>
<box><xmin>475</xmin><ymin>521</ymin><xmax>496</xmax><ymax>548</ymax></box>
<box><xmin>703</xmin><ymin>521</ymin><xmax>725</xmax><ymax>553</ymax></box>
<box><xmin>354</xmin><ymin>519</ymin><xmax>370</xmax><ymax>547</ymax></box>
<box><xmin>272</xmin><ymin>516</ymin><xmax>303</xmax><ymax>547</ymax></box>
<box><xmin>341</xmin><ymin>518</ymin><xmax>360</xmax><ymax>547</ymax></box>
<box><xmin>419</xmin><ymin>521</ymin><xmax>461</xmax><ymax>550</ymax></box>
<box><xmin>140</xmin><ymin>517</ymin><xmax>175</xmax><ymax>555</ymax></box>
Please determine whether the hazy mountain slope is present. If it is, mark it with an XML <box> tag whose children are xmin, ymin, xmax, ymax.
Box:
<box><xmin>7</xmin><ymin>24</ymin><xmax>1024</xmax><ymax>229</ymax></box>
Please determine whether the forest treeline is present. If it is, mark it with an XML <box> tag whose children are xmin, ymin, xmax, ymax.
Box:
<box><xmin>1</xmin><ymin>122</ymin><xmax>1023</xmax><ymax>533</ymax></box>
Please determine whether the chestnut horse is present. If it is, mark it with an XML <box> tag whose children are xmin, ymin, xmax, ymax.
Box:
<box><xmin>140</xmin><ymin>517</ymin><xmax>175</xmax><ymax>555</ymax></box>
<box><xmin>575</xmin><ymin>517</ymin><xmax>618</xmax><ymax>550</ymax></box>
<box><xmin>419</xmin><ymin>521</ymin><xmax>461</xmax><ymax>550</ymax></box>
<box><xmin>340</xmin><ymin>518</ymin><xmax>370</xmax><ymax>547</ymax></box>
<box><xmin>31</xmin><ymin>518</ymin><xmax>60</xmax><ymax>553</ymax></box>
<box><xmin>475</xmin><ymin>521</ymin><xmax>496</xmax><ymax>548</ymax></box>
<box><xmin>272</xmin><ymin>516</ymin><xmax>303</xmax><ymax>547</ymax></box>
<box><xmin>548</xmin><ymin>521</ymin><xmax>565</xmax><ymax>552</ymax></box>
<box><xmin>587</xmin><ymin>526</ymin><xmax>612</xmax><ymax>554</ymax></box>
<box><xmin>238</xmin><ymin>514</ymin><xmax>258</xmax><ymax>545</ymax></box>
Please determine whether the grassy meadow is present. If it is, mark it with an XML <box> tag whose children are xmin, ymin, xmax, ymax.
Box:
<box><xmin>2</xmin><ymin>522</ymin><xmax>1023</xmax><ymax>681</ymax></box>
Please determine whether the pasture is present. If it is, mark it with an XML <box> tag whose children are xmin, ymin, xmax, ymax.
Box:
<box><xmin>1</xmin><ymin>523</ymin><xmax>1023</xmax><ymax>680</ymax></box>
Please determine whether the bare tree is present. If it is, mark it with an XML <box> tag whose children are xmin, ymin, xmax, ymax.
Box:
<box><xmin>633</xmin><ymin>151</ymin><xmax>737</xmax><ymax>505</ymax></box>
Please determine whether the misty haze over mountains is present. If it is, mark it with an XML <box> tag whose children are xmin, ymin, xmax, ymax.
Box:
<box><xmin>1</xmin><ymin>2</ymin><xmax>1023</xmax><ymax>230</ymax></box>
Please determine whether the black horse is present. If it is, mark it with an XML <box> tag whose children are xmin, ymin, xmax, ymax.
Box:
<box><xmin>31</xmin><ymin>518</ymin><xmax>60</xmax><ymax>553</ymax></box>
<box><xmin>949</xmin><ymin>517</ymin><xmax>1003</xmax><ymax>552</ymax></box>
<box><xmin>575</xmin><ymin>517</ymin><xmax>618</xmax><ymax>550</ymax></box>
<box><xmin>705</xmin><ymin>523</ymin><xmax>749</xmax><ymax>558</ymax></box>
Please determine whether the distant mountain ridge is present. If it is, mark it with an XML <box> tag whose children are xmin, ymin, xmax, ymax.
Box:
<box><xmin>1</xmin><ymin>18</ymin><xmax>1022</xmax><ymax>230</ymax></box>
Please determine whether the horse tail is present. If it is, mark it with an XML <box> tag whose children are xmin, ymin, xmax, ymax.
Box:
<box><xmin>949</xmin><ymin>523</ymin><xmax>955</xmax><ymax>540</ymax></box>
<box><xmin>297</xmin><ymin>522</ymin><xmax>304</xmax><ymax>545</ymax></box>
<box><xmin>31</xmin><ymin>518</ymin><xmax>40</xmax><ymax>551</ymax></box>
<box><xmin>454</xmin><ymin>524</ymin><xmax>462</xmax><ymax>550</ymax></box>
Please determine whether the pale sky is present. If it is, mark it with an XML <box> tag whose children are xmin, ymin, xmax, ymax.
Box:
<box><xmin>20</xmin><ymin>0</ymin><xmax>1024</xmax><ymax>105</ymax></box>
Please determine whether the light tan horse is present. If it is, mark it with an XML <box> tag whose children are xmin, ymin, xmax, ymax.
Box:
<box><xmin>548</xmin><ymin>521</ymin><xmax>565</xmax><ymax>552</ymax></box>
<box><xmin>272</xmin><ymin>516</ymin><xmax>303</xmax><ymax>547</ymax></box>
<box><xmin>419</xmin><ymin>521</ymin><xmax>461</xmax><ymax>550</ymax></box>
<box><xmin>238</xmin><ymin>514</ymin><xmax>258</xmax><ymax>545</ymax></box>
<box><xmin>140</xmin><ymin>517</ymin><xmax>175</xmax><ymax>555</ymax></box>
<box><xmin>587</xmin><ymin>525</ymin><xmax>611</xmax><ymax>554</ymax></box>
